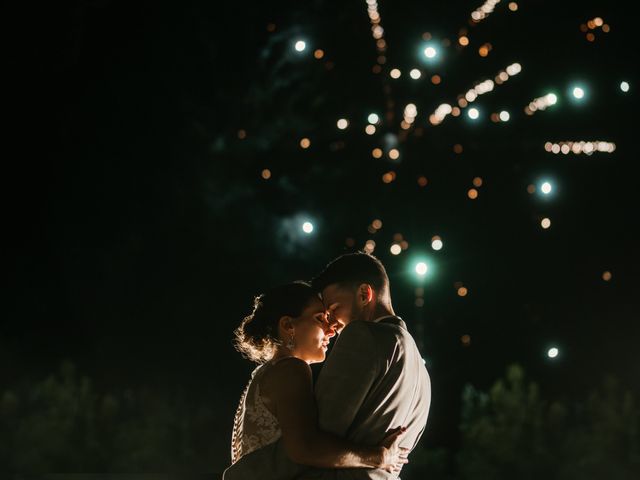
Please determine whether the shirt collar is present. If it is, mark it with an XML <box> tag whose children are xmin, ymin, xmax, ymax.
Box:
<box><xmin>373</xmin><ymin>315</ymin><xmax>407</xmax><ymax>330</ymax></box>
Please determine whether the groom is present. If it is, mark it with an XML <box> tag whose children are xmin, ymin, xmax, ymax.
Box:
<box><xmin>223</xmin><ymin>252</ymin><xmax>430</xmax><ymax>479</ymax></box>
<box><xmin>306</xmin><ymin>252</ymin><xmax>431</xmax><ymax>479</ymax></box>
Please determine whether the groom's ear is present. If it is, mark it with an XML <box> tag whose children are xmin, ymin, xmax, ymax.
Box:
<box><xmin>358</xmin><ymin>284</ymin><xmax>374</xmax><ymax>305</ymax></box>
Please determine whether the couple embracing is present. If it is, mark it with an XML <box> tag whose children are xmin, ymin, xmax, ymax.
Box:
<box><xmin>224</xmin><ymin>252</ymin><xmax>431</xmax><ymax>479</ymax></box>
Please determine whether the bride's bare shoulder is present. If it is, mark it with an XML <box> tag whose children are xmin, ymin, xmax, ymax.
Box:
<box><xmin>261</xmin><ymin>357</ymin><xmax>312</xmax><ymax>393</ymax></box>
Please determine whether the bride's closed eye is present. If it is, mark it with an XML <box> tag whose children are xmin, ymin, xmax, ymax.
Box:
<box><xmin>313</xmin><ymin>313</ymin><xmax>327</xmax><ymax>324</ymax></box>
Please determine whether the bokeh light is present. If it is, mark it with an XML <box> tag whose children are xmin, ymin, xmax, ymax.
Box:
<box><xmin>526</xmin><ymin>93</ymin><xmax>557</xmax><ymax>115</ymax></box>
<box><xmin>423</xmin><ymin>46</ymin><xmax>437</xmax><ymax>59</ymax></box>
<box><xmin>572</xmin><ymin>86</ymin><xmax>585</xmax><ymax>99</ymax></box>
<box><xmin>415</xmin><ymin>262</ymin><xmax>428</xmax><ymax>276</ymax></box>
<box><xmin>364</xmin><ymin>239</ymin><xmax>376</xmax><ymax>254</ymax></box>
<box><xmin>478</xmin><ymin>44</ymin><xmax>491</xmax><ymax>57</ymax></box>
<box><xmin>382</xmin><ymin>171</ymin><xmax>396</xmax><ymax>184</ymax></box>
<box><xmin>545</xmin><ymin>141</ymin><xmax>616</xmax><ymax>155</ymax></box>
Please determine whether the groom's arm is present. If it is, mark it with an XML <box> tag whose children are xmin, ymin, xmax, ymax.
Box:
<box><xmin>315</xmin><ymin>321</ymin><xmax>383</xmax><ymax>437</ymax></box>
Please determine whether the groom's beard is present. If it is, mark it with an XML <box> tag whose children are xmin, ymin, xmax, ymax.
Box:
<box><xmin>350</xmin><ymin>299</ymin><xmax>368</xmax><ymax>323</ymax></box>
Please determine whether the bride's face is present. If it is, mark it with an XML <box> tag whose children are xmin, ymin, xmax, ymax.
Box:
<box><xmin>292</xmin><ymin>297</ymin><xmax>335</xmax><ymax>364</ymax></box>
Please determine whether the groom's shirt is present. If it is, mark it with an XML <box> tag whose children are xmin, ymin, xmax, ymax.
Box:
<box><xmin>312</xmin><ymin>316</ymin><xmax>431</xmax><ymax>479</ymax></box>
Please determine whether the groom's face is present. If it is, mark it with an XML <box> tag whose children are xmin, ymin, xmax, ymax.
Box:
<box><xmin>321</xmin><ymin>283</ymin><xmax>361</xmax><ymax>333</ymax></box>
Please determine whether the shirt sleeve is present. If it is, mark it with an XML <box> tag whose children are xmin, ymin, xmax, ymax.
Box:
<box><xmin>314</xmin><ymin>321</ymin><xmax>383</xmax><ymax>437</ymax></box>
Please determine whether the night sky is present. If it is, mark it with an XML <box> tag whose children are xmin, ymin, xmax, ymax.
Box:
<box><xmin>5</xmin><ymin>0</ymin><xmax>640</xmax><ymax>473</ymax></box>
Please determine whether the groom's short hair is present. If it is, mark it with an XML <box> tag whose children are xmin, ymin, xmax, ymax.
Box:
<box><xmin>312</xmin><ymin>252</ymin><xmax>389</xmax><ymax>293</ymax></box>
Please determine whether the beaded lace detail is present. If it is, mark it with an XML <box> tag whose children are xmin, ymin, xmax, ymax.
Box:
<box><xmin>231</xmin><ymin>360</ymin><xmax>284</xmax><ymax>463</ymax></box>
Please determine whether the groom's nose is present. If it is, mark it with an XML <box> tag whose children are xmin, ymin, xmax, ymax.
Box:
<box><xmin>323</xmin><ymin>316</ymin><xmax>337</xmax><ymax>337</ymax></box>
<box><xmin>324</xmin><ymin>324</ymin><xmax>336</xmax><ymax>338</ymax></box>
<box><xmin>326</xmin><ymin>315</ymin><xmax>342</xmax><ymax>336</ymax></box>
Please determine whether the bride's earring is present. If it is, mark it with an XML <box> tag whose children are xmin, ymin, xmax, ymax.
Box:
<box><xmin>286</xmin><ymin>334</ymin><xmax>295</xmax><ymax>351</ymax></box>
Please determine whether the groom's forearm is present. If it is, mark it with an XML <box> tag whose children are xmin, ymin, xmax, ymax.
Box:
<box><xmin>284</xmin><ymin>428</ymin><xmax>383</xmax><ymax>469</ymax></box>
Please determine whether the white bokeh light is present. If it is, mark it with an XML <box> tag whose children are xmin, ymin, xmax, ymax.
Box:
<box><xmin>302</xmin><ymin>222</ymin><xmax>314</xmax><ymax>234</ymax></box>
<box><xmin>415</xmin><ymin>262</ymin><xmax>428</xmax><ymax>276</ymax></box>
<box><xmin>468</xmin><ymin>108</ymin><xmax>480</xmax><ymax>120</ymax></box>
<box><xmin>548</xmin><ymin>347</ymin><xmax>559</xmax><ymax>358</ymax></box>
<box><xmin>423</xmin><ymin>46</ymin><xmax>437</xmax><ymax>59</ymax></box>
<box><xmin>294</xmin><ymin>40</ymin><xmax>306</xmax><ymax>52</ymax></box>
<box><xmin>541</xmin><ymin>182</ymin><xmax>552</xmax><ymax>195</ymax></box>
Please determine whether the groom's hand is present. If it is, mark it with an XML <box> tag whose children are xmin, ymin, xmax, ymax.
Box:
<box><xmin>379</xmin><ymin>427</ymin><xmax>409</xmax><ymax>474</ymax></box>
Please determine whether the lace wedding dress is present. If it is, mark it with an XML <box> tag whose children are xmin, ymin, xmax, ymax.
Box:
<box><xmin>231</xmin><ymin>358</ymin><xmax>288</xmax><ymax>463</ymax></box>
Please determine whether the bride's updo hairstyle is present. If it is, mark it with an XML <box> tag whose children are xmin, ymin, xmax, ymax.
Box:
<box><xmin>234</xmin><ymin>281</ymin><xmax>318</xmax><ymax>363</ymax></box>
